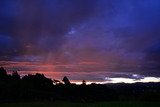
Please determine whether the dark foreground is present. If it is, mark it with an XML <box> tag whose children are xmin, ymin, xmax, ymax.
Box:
<box><xmin>0</xmin><ymin>101</ymin><xmax>160</xmax><ymax>107</ymax></box>
<box><xmin>1</xmin><ymin>67</ymin><xmax>160</xmax><ymax>102</ymax></box>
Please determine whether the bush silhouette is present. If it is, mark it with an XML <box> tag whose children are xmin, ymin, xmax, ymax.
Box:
<box><xmin>82</xmin><ymin>80</ymin><xmax>86</xmax><ymax>85</ymax></box>
<box><xmin>0</xmin><ymin>67</ymin><xmax>160</xmax><ymax>102</ymax></box>
<box><xmin>0</xmin><ymin>67</ymin><xmax>7</xmax><ymax>79</ymax></box>
<box><xmin>12</xmin><ymin>71</ymin><xmax>20</xmax><ymax>80</ymax></box>
<box><xmin>62</xmin><ymin>76</ymin><xmax>70</xmax><ymax>85</ymax></box>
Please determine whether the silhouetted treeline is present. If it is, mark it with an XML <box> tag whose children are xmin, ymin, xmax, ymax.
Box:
<box><xmin>0</xmin><ymin>67</ymin><xmax>160</xmax><ymax>102</ymax></box>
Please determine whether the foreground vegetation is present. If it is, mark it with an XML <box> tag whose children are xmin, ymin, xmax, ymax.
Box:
<box><xmin>1</xmin><ymin>67</ymin><xmax>160</xmax><ymax>103</ymax></box>
<box><xmin>0</xmin><ymin>101</ymin><xmax>160</xmax><ymax>107</ymax></box>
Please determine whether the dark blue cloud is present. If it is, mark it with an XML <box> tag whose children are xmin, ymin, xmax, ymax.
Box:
<box><xmin>0</xmin><ymin>0</ymin><xmax>160</xmax><ymax>77</ymax></box>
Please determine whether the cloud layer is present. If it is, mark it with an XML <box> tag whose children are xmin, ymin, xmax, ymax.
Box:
<box><xmin>0</xmin><ymin>0</ymin><xmax>160</xmax><ymax>81</ymax></box>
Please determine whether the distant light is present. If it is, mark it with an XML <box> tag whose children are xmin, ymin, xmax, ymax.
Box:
<box><xmin>103</xmin><ymin>77</ymin><xmax>160</xmax><ymax>84</ymax></box>
<box><xmin>105</xmin><ymin>77</ymin><xmax>112</xmax><ymax>81</ymax></box>
<box><xmin>140</xmin><ymin>77</ymin><xmax>160</xmax><ymax>83</ymax></box>
<box><xmin>132</xmin><ymin>74</ymin><xmax>138</xmax><ymax>77</ymax></box>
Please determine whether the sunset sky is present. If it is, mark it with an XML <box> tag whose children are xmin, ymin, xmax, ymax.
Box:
<box><xmin>0</xmin><ymin>0</ymin><xmax>160</xmax><ymax>84</ymax></box>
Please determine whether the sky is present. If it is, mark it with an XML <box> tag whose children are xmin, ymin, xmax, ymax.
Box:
<box><xmin>0</xmin><ymin>0</ymin><xmax>160</xmax><ymax>83</ymax></box>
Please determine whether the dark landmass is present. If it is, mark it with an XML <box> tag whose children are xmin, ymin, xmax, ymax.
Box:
<box><xmin>1</xmin><ymin>101</ymin><xmax>160</xmax><ymax>107</ymax></box>
<box><xmin>0</xmin><ymin>67</ymin><xmax>160</xmax><ymax>103</ymax></box>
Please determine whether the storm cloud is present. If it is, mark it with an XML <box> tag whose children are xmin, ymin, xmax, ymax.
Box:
<box><xmin>0</xmin><ymin>0</ymin><xmax>160</xmax><ymax>81</ymax></box>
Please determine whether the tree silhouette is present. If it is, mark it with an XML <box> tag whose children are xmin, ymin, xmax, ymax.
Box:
<box><xmin>62</xmin><ymin>76</ymin><xmax>70</xmax><ymax>85</ymax></box>
<box><xmin>0</xmin><ymin>67</ymin><xmax>7</xmax><ymax>76</ymax></box>
<box><xmin>22</xmin><ymin>73</ymin><xmax>53</xmax><ymax>89</ymax></box>
<box><xmin>82</xmin><ymin>80</ymin><xmax>86</xmax><ymax>85</ymax></box>
<box><xmin>0</xmin><ymin>67</ymin><xmax>160</xmax><ymax>102</ymax></box>
<box><xmin>53</xmin><ymin>79</ymin><xmax>62</xmax><ymax>85</ymax></box>
<box><xmin>12</xmin><ymin>71</ymin><xmax>20</xmax><ymax>80</ymax></box>
<box><xmin>0</xmin><ymin>67</ymin><xmax>7</xmax><ymax>81</ymax></box>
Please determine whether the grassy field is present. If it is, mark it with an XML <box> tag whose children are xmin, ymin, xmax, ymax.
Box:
<box><xmin>0</xmin><ymin>101</ymin><xmax>160</xmax><ymax>107</ymax></box>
